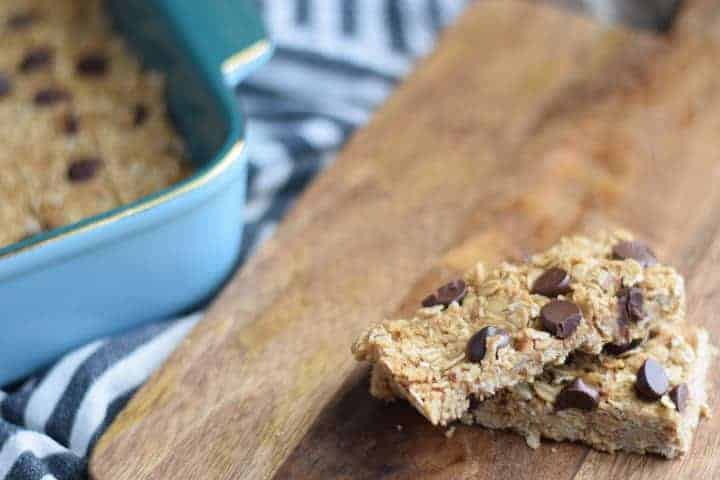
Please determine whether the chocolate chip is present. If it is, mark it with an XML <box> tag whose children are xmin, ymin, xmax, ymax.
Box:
<box><xmin>76</xmin><ymin>52</ymin><xmax>109</xmax><ymax>76</ymax></box>
<box><xmin>618</xmin><ymin>286</ymin><xmax>645</xmax><ymax>331</ymax></box>
<box><xmin>7</xmin><ymin>11</ymin><xmax>38</xmax><ymax>30</ymax></box>
<box><xmin>532</xmin><ymin>267</ymin><xmax>572</xmax><ymax>297</ymax></box>
<box><xmin>67</xmin><ymin>157</ymin><xmax>101</xmax><ymax>182</ymax></box>
<box><xmin>612</xmin><ymin>240</ymin><xmax>657</xmax><ymax>267</ymax></box>
<box><xmin>602</xmin><ymin>337</ymin><xmax>643</xmax><ymax>356</ymax></box>
<box><xmin>625</xmin><ymin>288</ymin><xmax>644</xmax><ymax>321</ymax></box>
<box><xmin>669</xmin><ymin>384</ymin><xmax>689</xmax><ymax>412</ymax></box>
<box><xmin>422</xmin><ymin>279</ymin><xmax>467</xmax><ymax>308</ymax></box>
<box><xmin>0</xmin><ymin>73</ymin><xmax>11</xmax><ymax>98</ymax></box>
<box><xmin>563</xmin><ymin>352</ymin><xmax>577</xmax><ymax>365</ymax></box>
<box><xmin>467</xmin><ymin>326</ymin><xmax>511</xmax><ymax>363</ymax></box>
<box><xmin>19</xmin><ymin>46</ymin><xmax>54</xmax><ymax>73</ymax></box>
<box><xmin>62</xmin><ymin>113</ymin><xmax>79</xmax><ymax>135</ymax></box>
<box><xmin>133</xmin><ymin>103</ymin><xmax>149</xmax><ymax>126</ymax></box>
<box><xmin>539</xmin><ymin>300</ymin><xmax>582</xmax><ymax>339</ymax></box>
<box><xmin>635</xmin><ymin>358</ymin><xmax>669</xmax><ymax>401</ymax></box>
<box><xmin>33</xmin><ymin>87</ymin><xmax>71</xmax><ymax>106</ymax></box>
<box><xmin>555</xmin><ymin>378</ymin><xmax>599</xmax><ymax>411</ymax></box>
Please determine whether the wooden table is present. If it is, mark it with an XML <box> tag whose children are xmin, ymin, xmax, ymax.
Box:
<box><xmin>92</xmin><ymin>1</ymin><xmax>720</xmax><ymax>478</ymax></box>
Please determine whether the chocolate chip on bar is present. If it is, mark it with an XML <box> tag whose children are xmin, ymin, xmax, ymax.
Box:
<box><xmin>612</xmin><ymin>240</ymin><xmax>657</xmax><ymax>267</ymax></box>
<box><xmin>0</xmin><ymin>73</ymin><xmax>11</xmax><ymax>98</ymax></box>
<box><xmin>618</xmin><ymin>286</ymin><xmax>644</xmax><ymax>324</ymax></box>
<box><xmin>133</xmin><ymin>103</ymin><xmax>149</xmax><ymax>126</ymax></box>
<box><xmin>670</xmin><ymin>383</ymin><xmax>689</xmax><ymax>412</ymax></box>
<box><xmin>67</xmin><ymin>157</ymin><xmax>101</xmax><ymax>182</ymax></box>
<box><xmin>602</xmin><ymin>337</ymin><xmax>643</xmax><ymax>356</ymax></box>
<box><xmin>34</xmin><ymin>87</ymin><xmax>71</xmax><ymax>106</ymax></box>
<box><xmin>540</xmin><ymin>300</ymin><xmax>582</xmax><ymax>339</ymax></box>
<box><xmin>532</xmin><ymin>267</ymin><xmax>572</xmax><ymax>297</ymax></box>
<box><xmin>555</xmin><ymin>378</ymin><xmax>599</xmax><ymax>411</ymax></box>
<box><xmin>62</xmin><ymin>113</ymin><xmax>79</xmax><ymax>135</ymax></box>
<box><xmin>76</xmin><ymin>52</ymin><xmax>109</xmax><ymax>76</ymax></box>
<box><xmin>421</xmin><ymin>279</ymin><xmax>467</xmax><ymax>308</ymax></box>
<box><xmin>19</xmin><ymin>46</ymin><xmax>54</xmax><ymax>73</ymax></box>
<box><xmin>467</xmin><ymin>326</ymin><xmax>510</xmax><ymax>363</ymax></box>
<box><xmin>7</xmin><ymin>10</ymin><xmax>39</xmax><ymax>30</ymax></box>
<box><xmin>635</xmin><ymin>358</ymin><xmax>669</xmax><ymax>401</ymax></box>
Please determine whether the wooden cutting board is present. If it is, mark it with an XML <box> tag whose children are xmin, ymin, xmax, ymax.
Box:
<box><xmin>91</xmin><ymin>1</ymin><xmax>720</xmax><ymax>478</ymax></box>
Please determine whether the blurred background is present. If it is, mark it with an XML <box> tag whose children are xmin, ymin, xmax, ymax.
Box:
<box><xmin>236</xmin><ymin>0</ymin><xmax>683</xmax><ymax>261</ymax></box>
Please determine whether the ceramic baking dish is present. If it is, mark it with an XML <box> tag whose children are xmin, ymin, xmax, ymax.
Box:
<box><xmin>0</xmin><ymin>0</ymin><xmax>272</xmax><ymax>384</ymax></box>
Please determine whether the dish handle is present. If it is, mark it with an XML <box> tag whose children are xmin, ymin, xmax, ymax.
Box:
<box><xmin>163</xmin><ymin>0</ymin><xmax>274</xmax><ymax>88</ymax></box>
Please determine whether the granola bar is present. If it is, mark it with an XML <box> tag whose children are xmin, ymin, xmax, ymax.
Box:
<box><xmin>353</xmin><ymin>231</ymin><xmax>686</xmax><ymax>425</ymax></box>
<box><xmin>18</xmin><ymin>135</ymin><xmax>121</xmax><ymax>230</ymax></box>
<box><xmin>0</xmin><ymin>167</ymin><xmax>42</xmax><ymax>245</ymax></box>
<box><xmin>466</xmin><ymin>324</ymin><xmax>712</xmax><ymax>458</ymax></box>
<box><xmin>0</xmin><ymin>0</ymin><xmax>190</xmax><ymax>246</ymax></box>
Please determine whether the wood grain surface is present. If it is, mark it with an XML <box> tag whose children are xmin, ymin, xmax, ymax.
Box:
<box><xmin>92</xmin><ymin>1</ymin><xmax>720</xmax><ymax>478</ymax></box>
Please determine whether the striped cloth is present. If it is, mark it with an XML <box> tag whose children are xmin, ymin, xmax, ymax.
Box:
<box><xmin>0</xmin><ymin>1</ymin><xmax>467</xmax><ymax>478</ymax></box>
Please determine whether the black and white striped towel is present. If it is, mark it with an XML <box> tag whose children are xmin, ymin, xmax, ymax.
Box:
<box><xmin>0</xmin><ymin>2</ymin><xmax>467</xmax><ymax>478</ymax></box>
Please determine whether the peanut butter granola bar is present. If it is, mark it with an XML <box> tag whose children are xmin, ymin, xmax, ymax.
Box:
<box><xmin>352</xmin><ymin>231</ymin><xmax>686</xmax><ymax>425</ymax></box>
<box><xmin>467</xmin><ymin>324</ymin><xmax>712</xmax><ymax>458</ymax></box>
<box><xmin>0</xmin><ymin>0</ymin><xmax>191</xmax><ymax>245</ymax></box>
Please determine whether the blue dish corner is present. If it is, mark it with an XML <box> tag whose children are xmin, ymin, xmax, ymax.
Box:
<box><xmin>0</xmin><ymin>0</ymin><xmax>273</xmax><ymax>384</ymax></box>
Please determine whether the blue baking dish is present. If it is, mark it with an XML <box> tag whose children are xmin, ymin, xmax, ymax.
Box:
<box><xmin>0</xmin><ymin>0</ymin><xmax>273</xmax><ymax>384</ymax></box>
